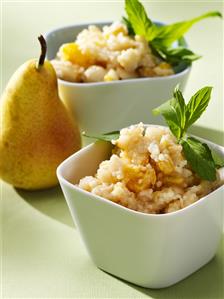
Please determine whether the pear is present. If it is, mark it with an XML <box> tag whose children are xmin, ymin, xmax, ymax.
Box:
<box><xmin>0</xmin><ymin>35</ymin><xmax>81</xmax><ymax>190</ymax></box>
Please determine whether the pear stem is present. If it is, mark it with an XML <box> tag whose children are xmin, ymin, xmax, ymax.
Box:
<box><xmin>37</xmin><ymin>35</ymin><xmax>47</xmax><ymax>69</ymax></box>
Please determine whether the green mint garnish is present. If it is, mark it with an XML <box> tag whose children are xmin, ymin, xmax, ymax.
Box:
<box><xmin>124</xmin><ymin>0</ymin><xmax>222</xmax><ymax>71</ymax></box>
<box><xmin>153</xmin><ymin>86</ymin><xmax>224</xmax><ymax>181</ymax></box>
<box><xmin>211</xmin><ymin>149</ymin><xmax>224</xmax><ymax>168</ymax></box>
<box><xmin>82</xmin><ymin>131</ymin><xmax>120</xmax><ymax>142</ymax></box>
<box><xmin>180</xmin><ymin>137</ymin><xmax>216</xmax><ymax>181</ymax></box>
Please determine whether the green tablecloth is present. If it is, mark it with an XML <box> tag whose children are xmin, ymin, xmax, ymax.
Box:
<box><xmin>2</xmin><ymin>182</ymin><xmax>223</xmax><ymax>298</ymax></box>
<box><xmin>1</xmin><ymin>1</ymin><xmax>224</xmax><ymax>298</ymax></box>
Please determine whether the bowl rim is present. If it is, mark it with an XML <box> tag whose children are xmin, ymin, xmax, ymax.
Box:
<box><xmin>45</xmin><ymin>20</ymin><xmax>191</xmax><ymax>87</ymax></box>
<box><xmin>57</xmin><ymin>124</ymin><xmax>224</xmax><ymax>219</ymax></box>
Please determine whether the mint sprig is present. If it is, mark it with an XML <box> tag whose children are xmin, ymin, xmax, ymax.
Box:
<box><xmin>153</xmin><ymin>86</ymin><xmax>224</xmax><ymax>181</ymax></box>
<box><xmin>82</xmin><ymin>131</ymin><xmax>120</xmax><ymax>142</ymax></box>
<box><xmin>122</xmin><ymin>16</ymin><xmax>135</xmax><ymax>35</ymax></box>
<box><xmin>124</xmin><ymin>0</ymin><xmax>222</xmax><ymax>71</ymax></box>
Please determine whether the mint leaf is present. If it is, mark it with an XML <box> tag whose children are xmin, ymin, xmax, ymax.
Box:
<box><xmin>211</xmin><ymin>149</ymin><xmax>224</xmax><ymax>168</ymax></box>
<box><xmin>82</xmin><ymin>131</ymin><xmax>120</xmax><ymax>142</ymax></box>
<box><xmin>159</xmin><ymin>46</ymin><xmax>201</xmax><ymax>62</ymax></box>
<box><xmin>153</xmin><ymin>11</ymin><xmax>222</xmax><ymax>47</ymax></box>
<box><xmin>124</xmin><ymin>0</ymin><xmax>221</xmax><ymax>71</ymax></box>
<box><xmin>178</xmin><ymin>37</ymin><xmax>186</xmax><ymax>47</ymax></box>
<box><xmin>153</xmin><ymin>86</ymin><xmax>186</xmax><ymax>140</ymax></box>
<box><xmin>151</xmin><ymin>42</ymin><xmax>201</xmax><ymax>73</ymax></box>
<box><xmin>122</xmin><ymin>16</ymin><xmax>135</xmax><ymax>35</ymax></box>
<box><xmin>173</xmin><ymin>85</ymin><xmax>186</xmax><ymax>130</ymax></box>
<box><xmin>181</xmin><ymin>137</ymin><xmax>216</xmax><ymax>181</ymax></box>
<box><xmin>185</xmin><ymin>86</ymin><xmax>212</xmax><ymax>129</ymax></box>
<box><xmin>125</xmin><ymin>0</ymin><xmax>156</xmax><ymax>41</ymax></box>
<box><xmin>153</xmin><ymin>98</ymin><xmax>181</xmax><ymax>139</ymax></box>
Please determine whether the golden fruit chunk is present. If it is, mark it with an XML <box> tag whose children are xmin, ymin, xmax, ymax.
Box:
<box><xmin>157</xmin><ymin>158</ymin><xmax>174</xmax><ymax>175</ymax></box>
<box><xmin>59</xmin><ymin>43</ymin><xmax>93</xmax><ymax>67</ymax></box>
<box><xmin>159</xmin><ymin>62</ymin><xmax>172</xmax><ymax>69</ymax></box>
<box><xmin>163</xmin><ymin>176</ymin><xmax>185</xmax><ymax>186</ymax></box>
<box><xmin>124</xmin><ymin>163</ymin><xmax>156</xmax><ymax>193</ymax></box>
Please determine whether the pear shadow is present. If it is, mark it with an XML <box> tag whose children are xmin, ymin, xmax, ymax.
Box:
<box><xmin>189</xmin><ymin>125</ymin><xmax>224</xmax><ymax>146</ymax></box>
<box><xmin>16</xmin><ymin>185</ymin><xmax>74</xmax><ymax>227</ymax></box>
<box><xmin>102</xmin><ymin>237</ymin><xmax>223</xmax><ymax>299</ymax></box>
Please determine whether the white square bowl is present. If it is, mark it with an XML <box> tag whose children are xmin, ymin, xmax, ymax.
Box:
<box><xmin>45</xmin><ymin>22</ymin><xmax>191</xmax><ymax>134</ymax></box>
<box><xmin>57</xmin><ymin>126</ymin><xmax>224</xmax><ymax>288</ymax></box>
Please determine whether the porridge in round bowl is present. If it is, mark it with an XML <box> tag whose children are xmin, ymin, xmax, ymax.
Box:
<box><xmin>52</xmin><ymin>22</ymin><xmax>174</xmax><ymax>83</ymax></box>
<box><xmin>50</xmin><ymin>0</ymin><xmax>221</xmax><ymax>83</ymax></box>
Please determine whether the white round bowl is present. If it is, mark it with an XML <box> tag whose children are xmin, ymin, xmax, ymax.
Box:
<box><xmin>57</xmin><ymin>125</ymin><xmax>224</xmax><ymax>288</ymax></box>
<box><xmin>45</xmin><ymin>23</ymin><xmax>191</xmax><ymax>134</ymax></box>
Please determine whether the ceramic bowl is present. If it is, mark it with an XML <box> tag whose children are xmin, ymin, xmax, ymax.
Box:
<box><xmin>45</xmin><ymin>22</ymin><xmax>191</xmax><ymax>134</ymax></box>
<box><xmin>57</xmin><ymin>125</ymin><xmax>224</xmax><ymax>288</ymax></box>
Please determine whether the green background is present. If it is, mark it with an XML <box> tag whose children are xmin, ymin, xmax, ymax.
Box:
<box><xmin>1</xmin><ymin>0</ymin><xmax>224</xmax><ymax>298</ymax></box>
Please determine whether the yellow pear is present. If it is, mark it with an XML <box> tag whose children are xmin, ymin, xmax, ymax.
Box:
<box><xmin>0</xmin><ymin>36</ymin><xmax>81</xmax><ymax>190</ymax></box>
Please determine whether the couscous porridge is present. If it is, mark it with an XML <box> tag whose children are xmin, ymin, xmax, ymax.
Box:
<box><xmin>52</xmin><ymin>22</ymin><xmax>173</xmax><ymax>83</ymax></box>
<box><xmin>78</xmin><ymin>124</ymin><xmax>223</xmax><ymax>214</ymax></box>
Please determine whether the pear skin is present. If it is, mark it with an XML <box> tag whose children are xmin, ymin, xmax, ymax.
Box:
<box><xmin>0</xmin><ymin>37</ymin><xmax>81</xmax><ymax>190</ymax></box>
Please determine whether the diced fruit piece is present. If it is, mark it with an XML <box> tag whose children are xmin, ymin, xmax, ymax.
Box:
<box><xmin>59</xmin><ymin>43</ymin><xmax>93</xmax><ymax>67</ymax></box>
<box><xmin>157</xmin><ymin>157</ymin><xmax>174</xmax><ymax>174</ymax></box>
